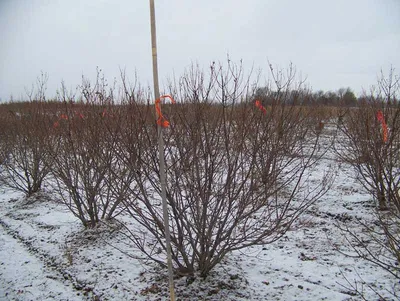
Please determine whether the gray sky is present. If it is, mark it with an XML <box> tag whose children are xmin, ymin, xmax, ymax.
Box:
<box><xmin>0</xmin><ymin>0</ymin><xmax>399</xmax><ymax>101</ymax></box>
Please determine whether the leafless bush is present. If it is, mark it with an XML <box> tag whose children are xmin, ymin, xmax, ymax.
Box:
<box><xmin>336</xmin><ymin>68</ymin><xmax>400</xmax><ymax>211</ymax></box>
<box><xmin>335</xmin><ymin>68</ymin><xmax>400</xmax><ymax>299</ymax></box>
<box><xmin>118</xmin><ymin>61</ymin><xmax>332</xmax><ymax>277</ymax></box>
<box><xmin>48</xmin><ymin>73</ymin><xmax>128</xmax><ymax>228</ymax></box>
<box><xmin>0</xmin><ymin>74</ymin><xmax>53</xmax><ymax>197</ymax></box>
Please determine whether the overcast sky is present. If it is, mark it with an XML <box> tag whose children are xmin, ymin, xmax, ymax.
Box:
<box><xmin>0</xmin><ymin>0</ymin><xmax>399</xmax><ymax>101</ymax></box>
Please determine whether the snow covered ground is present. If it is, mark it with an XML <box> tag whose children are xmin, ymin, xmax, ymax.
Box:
<box><xmin>0</xmin><ymin>125</ymin><xmax>399</xmax><ymax>300</ymax></box>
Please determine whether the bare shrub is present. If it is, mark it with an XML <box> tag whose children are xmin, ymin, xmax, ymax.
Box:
<box><xmin>336</xmin><ymin>68</ymin><xmax>400</xmax><ymax>212</ymax></box>
<box><xmin>335</xmin><ymin>68</ymin><xmax>400</xmax><ymax>299</ymax></box>
<box><xmin>0</xmin><ymin>74</ymin><xmax>53</xmax><ymax>197</ymax></box>
<box><xmin>48</xmin><ymin>74</ymin><xmax>128</xmax><ymax>228</ymax></box>
<box><xmin>119</xmin><ymin>62</ymin><xmax>332</xmax><ymax>277</ymax></box>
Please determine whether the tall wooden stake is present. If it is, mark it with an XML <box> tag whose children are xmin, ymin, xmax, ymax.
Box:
<box><xmin>149</xmin><ymin>1</ymin><xmax>176</xmax><ymax>300</ymax></box>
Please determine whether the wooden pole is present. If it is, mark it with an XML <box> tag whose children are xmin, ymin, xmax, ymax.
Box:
<box><xmin>149</xmin><ymin>1</ymin><xmax>176</xmax><ymax>300</ymax></box>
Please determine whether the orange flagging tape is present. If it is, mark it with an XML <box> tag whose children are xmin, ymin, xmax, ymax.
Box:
<box><xmin>255</xmin><ymin>100</ymin><xmax>267</xmax><ymax>115</ymax></box>
<box><xmin>75</xmin><ymin>111</ymin><xmax>84</xmax><ymax>119</ymax></box>
<box><xmin>376</xmin><ymin>110</ymin><xmax>388</xmax><ymax>143</ymax></box>
<box><xmin>53</xmin><ymin>112</ymin><xmax>84</xmax><ymax>128</ymax></box>
<box><xmin>156</xmin><ymin>95</ymin><xmax>176</xmax><ymax>128</ymax></box>
<box><xmin>53</xmin><ymin>114</ymin><xmax>68</xmax><ymax>128</ymax></box>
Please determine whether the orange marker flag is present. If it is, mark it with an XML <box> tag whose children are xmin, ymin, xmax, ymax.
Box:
<box><xmin>376</xmin><ymin>110</ymin><xmax>388</xmax><ymax>143</ymax></box>
<box><xmin>155</xmin><ymin>95</ymin><xmax>175</xmax><ymax>128</ymax></box>
<box><xmin>75</xmin><ymin>111</ymin><xmax>84</xmax><ymax>119</ymax></box>
<box><xmin>53</xmin><ymin>113</ymin><xmax>68</xmax><ymax>128</ymax></box>
<box><xmin>255</xmin><ymin>100</ymin><xmax>267</xmax><ymax>114</ymax></box>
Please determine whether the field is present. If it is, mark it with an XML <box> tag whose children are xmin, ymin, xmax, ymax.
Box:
<box><xmin>0</xmin><ymin>121</ymin><xmax>398</xmax><ymax>301</ymax></box>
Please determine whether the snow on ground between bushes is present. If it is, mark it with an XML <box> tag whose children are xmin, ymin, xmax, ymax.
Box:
<box><xmin>0</xmin><ymin>126</ymin><xmax>398</xmax><ymax>301</ymax></box>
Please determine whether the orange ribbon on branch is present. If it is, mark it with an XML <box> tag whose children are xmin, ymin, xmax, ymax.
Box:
<box><xmin>53</xmin><ymin>114</ymin><xmax>68</xmax><ymax>128</ymax></box>
<box><xmin>75</xmin><ymin>111</ymin><xmax>84</xmax><ymax>119</ymax></box>
<box><xmin>376</xmin><ymin>110</ymin><xmax>388</xmax><ymax>143</ymax></box>
<box><xmin>155</xmin><ymin>95</ymin><xmax>175</xmax><ymax>127</ymax></box>
<box><xmin>53</xmin><ymin>111</ymin><xmax>84</xmax><ymax>128</ymax></box>
<box><xmin>255</xmin><ymin>100</ymin><xmax>267</xmax><ymax>115</ymax></box>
